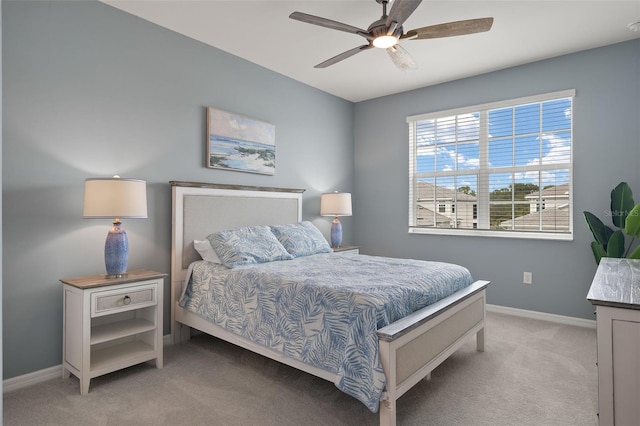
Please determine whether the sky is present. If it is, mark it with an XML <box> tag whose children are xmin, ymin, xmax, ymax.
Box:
<box><xmin>415</xmin><ymin>97</ymin><xmax>572</xmax><ymax>193</ymax></box>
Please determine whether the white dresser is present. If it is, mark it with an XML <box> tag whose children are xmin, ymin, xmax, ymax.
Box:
<box><xmin>587</xmin><ymin>258</ymin><xmax>640</xmax><ymax>426</ymax></box>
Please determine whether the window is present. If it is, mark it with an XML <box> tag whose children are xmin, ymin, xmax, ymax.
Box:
<box><xmin>408</xmin><ymin>90</ymin><xmax>574</xmax><ymax>240</ymax></box>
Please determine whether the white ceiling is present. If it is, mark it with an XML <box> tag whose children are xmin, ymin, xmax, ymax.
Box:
<box><xmin>102</xmin><ymin>0</ymin><xmax>640</xmax><ymax>102</ymax></box>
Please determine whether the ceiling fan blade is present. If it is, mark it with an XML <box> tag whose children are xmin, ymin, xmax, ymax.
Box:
<box><xmin>289</xmin><ymin>12</ymin><xmax>371</xmax><ymax>39</ymax></box>
<box><xmin>315</xmin><ymin>45</ymin><xmax>374</xmax><ymax>68</ymax></box>
<box><xmin>402</xmin><ymin>17</ymin><xmax>494</xmax><ymax>40</ymax></box>
<box><xmin>386</xmin><ymin>0</ymin><xmax>423</xmax><ymax>28</ymax></box>
<box><xmin>386</xmin><ymin>44</ymin><xmax>417</xmax><ymax>71</ymax></box>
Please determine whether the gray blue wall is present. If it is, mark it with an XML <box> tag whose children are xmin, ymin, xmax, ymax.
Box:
<box><xmin>2</xmin><ymin>1</ymin><xmax>353</xmax><ymax>379</ymax></box>
<box><xmin>3</xmin><ymin>0</ymin><xmax>639</xmax><ymax>381</ymax></box>
<box><xmin>1</xmin><ymin>0</ymin><xmax>4</xmax><ymax>412</ymax></box>
<box><xmin>354</xmin><ymin>39</ymin><xmax>640</xmax><ymax>320</ymax></box>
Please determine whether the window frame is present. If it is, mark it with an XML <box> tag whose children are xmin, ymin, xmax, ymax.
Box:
<box><xmin>407</xmin><ymin>89</ymin><xmax>575</xmax><ymax>241</ymax></box>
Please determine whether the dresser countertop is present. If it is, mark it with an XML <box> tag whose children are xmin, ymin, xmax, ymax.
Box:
<box><xmin>587</xmin><ymin>258</ymin><xmax>640</xmax><ymax>309</ymax></box>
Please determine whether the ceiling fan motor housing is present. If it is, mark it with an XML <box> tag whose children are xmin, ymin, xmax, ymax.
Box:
<box><xmin>368</xmin><ymin>18</ymin><xmax>403</xmax><ymax>40</ymax></box>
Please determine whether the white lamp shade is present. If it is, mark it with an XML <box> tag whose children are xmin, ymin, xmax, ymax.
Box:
<box><xmin>320</xmin><ymin>192</ymin><xmax>352</xmax><ymax>217</ymax></box>
<box><xmin>83</xmin><ymin>177</ymin><xmax>148</xmax><ymax>219</ymax></box>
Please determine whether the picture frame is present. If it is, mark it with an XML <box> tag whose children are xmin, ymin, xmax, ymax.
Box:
<box><xmin>206</xmin><ymin>107</ymin><xmax>276</xmax><ymax>175</ymax></box>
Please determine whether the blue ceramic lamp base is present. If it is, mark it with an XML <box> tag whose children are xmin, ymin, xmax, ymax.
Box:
<box><xmin>330</xmin><ymin>217</ymin><xmax>343</xmax><ymax>248</ymax></box>
<box><xmin>104</xmin><ymin>221</ymin><xmax>129</xmax><ymax>278</ymax></box>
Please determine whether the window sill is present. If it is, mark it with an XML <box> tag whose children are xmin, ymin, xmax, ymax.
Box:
<box><xmin>408</xmin><ymin>227</ymin><xmax>573</xmax><ymax>241</ymax></box>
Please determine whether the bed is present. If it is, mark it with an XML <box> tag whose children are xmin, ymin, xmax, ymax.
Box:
<box><xmin>170</xmin><ymin>181</ymin><xmax>489</xmax><ymax>426</ymax></box>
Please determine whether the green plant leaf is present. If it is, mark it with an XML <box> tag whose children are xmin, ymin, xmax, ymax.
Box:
<box><xmin>584</xmin><ymin>211</ymin><xmax>614</xmax><ymax>248</ymax></box>
<box><xmin>591</xmin><ymin>241</ymin><xmax>607</xmax><ymax>264</ymax></box>
<box><xmin>628</xmin><ymin>244</ymin><xmax>640</xmax><ymax>259</ymax></box>
<box><xmin>625</xmin><ymin>203</ymin><xmax>640</xmax><ymax>238</ymax></box>
<box><xmin>607</xmin><ymin>230</ymin><xmax>625</xmax><ymax>257</ymax></box>
<box><xmin>611</xmin><ymin>182</ymin><xmax>635</xmax><ymax>229</ymax></box>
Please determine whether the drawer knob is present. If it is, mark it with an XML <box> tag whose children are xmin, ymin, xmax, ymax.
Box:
<box><xmin>123</xmin><ymin>295</ymin><xmax>131</xmax><ymax>305</ymax></box>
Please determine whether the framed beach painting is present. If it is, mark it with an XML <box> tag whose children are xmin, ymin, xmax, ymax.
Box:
<box><xmin>206</xmin><ymin>107</ymin><xmax>276</xmax><ymax>175</ymax></box>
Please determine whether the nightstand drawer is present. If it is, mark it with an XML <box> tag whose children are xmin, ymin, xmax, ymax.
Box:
<box><xmin>91</xmin><ymin>284</ymin><xmax>156</xmax><ymax>317</ymax></box>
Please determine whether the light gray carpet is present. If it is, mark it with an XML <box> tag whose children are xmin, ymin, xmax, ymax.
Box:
<box><xmin>3</xmin><ymin>312</ymin><xmax>597</xmax><ymax>425</ymax></box>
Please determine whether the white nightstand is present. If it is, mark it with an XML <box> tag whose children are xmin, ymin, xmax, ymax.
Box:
<box><xmin>60</xmin><ymin>269</ymin><xmax>166</xmax><ymax>394</ymax></box>
<box><xmin>332</xmin><ymin>245</ymin><xmax>360</xmax><ymax>255</ymax></box>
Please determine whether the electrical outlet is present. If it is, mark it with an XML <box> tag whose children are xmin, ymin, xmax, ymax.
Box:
<box><xmin>523</xmin><ymin>272</ymin><xmax>532</xmax><ymax>284</ymax></box>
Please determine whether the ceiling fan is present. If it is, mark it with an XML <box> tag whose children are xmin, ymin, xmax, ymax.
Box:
<box><xmin>289</xmin><ymin>0</ymin><xmax>493</xmax><ymax>71</ymax></box>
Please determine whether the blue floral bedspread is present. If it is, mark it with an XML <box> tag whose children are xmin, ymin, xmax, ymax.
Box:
<box><xmin>179</xmin><ymin>253</ymin><xmax>473</xmax><ymax>412</ymax></box>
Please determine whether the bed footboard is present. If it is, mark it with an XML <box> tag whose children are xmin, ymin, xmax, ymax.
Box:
<box><xmin>376</xmin><ymin>280</ymin><xmax>489</xmax><ymax>426</ymax></box>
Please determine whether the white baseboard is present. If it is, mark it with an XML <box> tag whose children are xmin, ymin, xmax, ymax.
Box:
<box><xmin>4</xmin><ymin>308</ymin><xmax>595</xmax><ymax>393</ymax></box>
<box><xmin>487</xmin><ymin>304</ymin><xmax>596</xmax><ymax>329</ymax></box>
<box><xmin>3</xmin><ymin>364</ymin><xmax>62</xmax><ymax>393</ymax></box>
<box><xmin>3</xmin><ymin>334</ymin><xmax>174</xmax><ymax>394</ymax></box>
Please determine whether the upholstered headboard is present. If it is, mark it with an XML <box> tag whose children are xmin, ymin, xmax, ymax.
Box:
<box><xmin>170</xmin><ymin>181</ymin><xmax>304</xmax><ymax>331</ymax></box>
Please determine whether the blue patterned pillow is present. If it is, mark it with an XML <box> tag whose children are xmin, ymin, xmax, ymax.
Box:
<box><xmin>207</xmin><ymin>225</ymin><xmax>293</xmax><ymax>268</ymax></box>
<box><xmin>270</xmin><ymin>221</ymin><xmax>332</xmax><ymax>258</ymax></box>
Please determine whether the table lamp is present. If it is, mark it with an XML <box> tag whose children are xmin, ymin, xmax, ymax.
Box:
<box><xmin>320</xmin><ymin>192</ymin><xmax>352</xmax><ymax>248</ymax></box>
<box><xmin>83</xmin><ymin>176</ymin><xmax>148</xmax><ymax>278</ymax></box>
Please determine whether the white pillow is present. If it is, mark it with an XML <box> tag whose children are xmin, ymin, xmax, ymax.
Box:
<box><xmin>194</xmin><ymin>240</ymin><xmax>221</xmax><ymax>264</ymax></box>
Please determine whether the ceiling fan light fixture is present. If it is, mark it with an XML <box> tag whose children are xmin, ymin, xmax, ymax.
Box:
<box><xmin>373</xmin><ymin>35</ymin><xmax>398</xmax><ymax>49</ymax></box>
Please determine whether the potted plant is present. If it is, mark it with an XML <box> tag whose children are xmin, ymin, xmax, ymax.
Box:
<box><xmin>584</xmin><ymin>182</ymin><xmax>640</xmax><ymax>264</ymax></box>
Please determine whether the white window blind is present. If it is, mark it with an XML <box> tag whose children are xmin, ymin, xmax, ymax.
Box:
<box><xmin>408</xmin><ymin>90</ymin><xmax>574</xmax><ymax>240</ymax></box>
